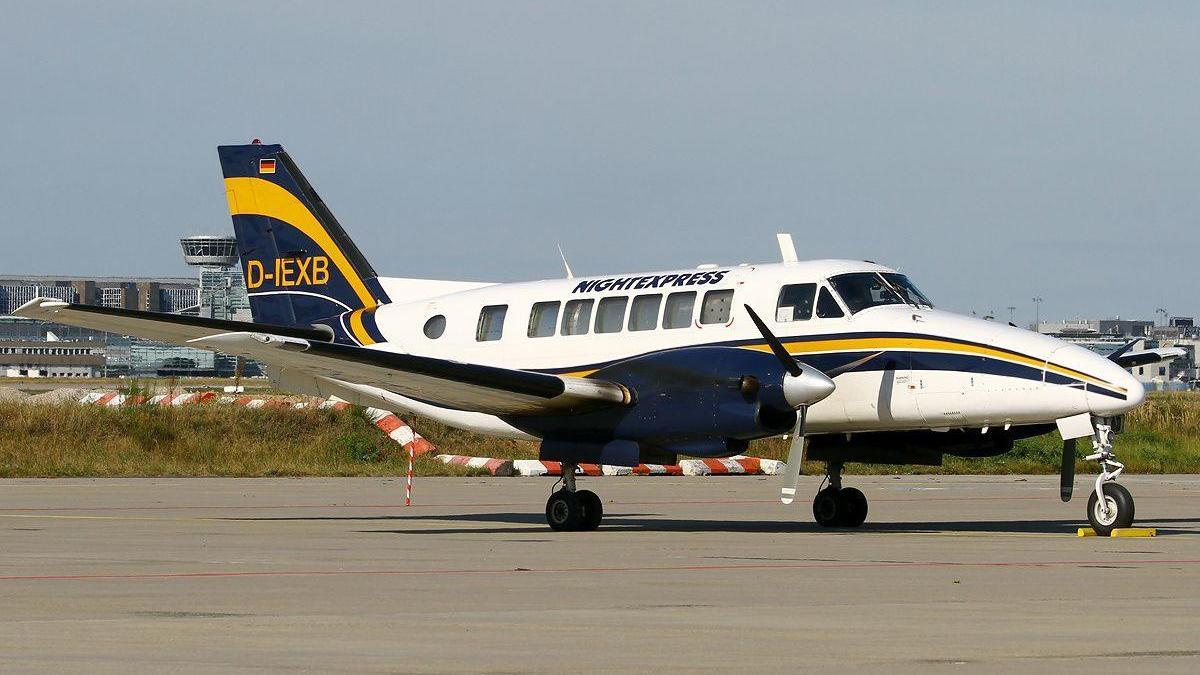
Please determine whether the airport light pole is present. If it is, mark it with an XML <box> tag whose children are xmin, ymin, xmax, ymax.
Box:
<box><xmin>1007</xmin><ymin>306</ymin><xmax>1016</xmax><ymax>324</ymax></box>
<box><xmin>1032</xmin><ymin>297</ymin><xmax>1044</xmax><ymax>331</ymax></box>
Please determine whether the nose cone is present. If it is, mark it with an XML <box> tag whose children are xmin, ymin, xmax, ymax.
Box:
<box><xmin>1087</xmin><ymin>353</ymin><xmax>1146</xmax><ymax>417</ymax></box>
<box><xmin>782</xmin><ymin>364</ymin><xmax>836</xmax><ymax>408</ymax></box>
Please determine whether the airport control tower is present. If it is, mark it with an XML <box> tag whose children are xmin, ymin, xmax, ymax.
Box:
<box><xmin>180</xmin><ymin>235</ymin><xmax>252</xmax><ymax>321</ymax></box>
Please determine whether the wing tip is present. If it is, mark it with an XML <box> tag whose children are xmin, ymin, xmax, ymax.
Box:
<box><xmin>13</xmin><ymin>297</ymin><xmax>69</xmax><ymax>317</ymax></box>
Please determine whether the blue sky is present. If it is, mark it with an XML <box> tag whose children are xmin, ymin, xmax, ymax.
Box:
<box><xmin>1</xmin><ymin>2</ymin><xmax>1196</xmax><ymax>324</ymax></box>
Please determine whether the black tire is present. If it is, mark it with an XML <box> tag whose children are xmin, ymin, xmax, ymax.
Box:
<box><xmin>1086</xmin><ymin>482</ymin><xmax>1135</xmax><ymax>536</ymax></box>
<box><xmin>813</xmin><ymin>487</ymin><xmax>842</xmax><ymax>527</ymax></box>
<box><xmin>577</xmin><ymin>489</ymin><xmax>603</xmax><ymax>530</ymax></box>
<box><xmin>838</xmin><ymin>487</ymin><xmax>868</xmax><ymax>528</ymax></box>
<box><xmin>545</xmin><ymin>490</ymin><xmax>583</xmax><ymax>531</ymax></box>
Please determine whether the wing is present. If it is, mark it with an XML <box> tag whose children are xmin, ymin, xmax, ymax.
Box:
<box><xmin>13</xmin><ymin>299</ymin><xmax>632</xmax><ymax>415</ymax></box>
<box><xmin>1111</xmin><ymin>346</ymin><xmax>1187</xmax><ymax>370</ymax></box>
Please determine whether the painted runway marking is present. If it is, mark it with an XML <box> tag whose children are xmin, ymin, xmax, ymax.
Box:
<box><xmin>2</xmin><ymin>558</ymin><xmax>1198</xmax><ymax>583</ymax></box>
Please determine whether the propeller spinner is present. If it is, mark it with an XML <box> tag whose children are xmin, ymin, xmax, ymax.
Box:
<box><xmin>743</xmin><ymin>304</ymin><xmax>837</xmax><ymax>504</ymax></box>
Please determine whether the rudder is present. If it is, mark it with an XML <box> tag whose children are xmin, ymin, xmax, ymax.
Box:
<box><xmin>218</xmin><ymin>142</ymin><xmax>390</xmax><ymax>338</ymax></box>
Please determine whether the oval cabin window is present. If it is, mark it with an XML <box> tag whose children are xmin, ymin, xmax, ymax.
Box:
<box><xmin>423</xmin><ymin>315</ymin><xmax>446</xmax><ymax>339</ymax></box>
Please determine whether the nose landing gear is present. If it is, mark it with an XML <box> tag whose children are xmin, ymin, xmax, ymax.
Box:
<box><xmin>1084</xmin><ymin>423</ymin><xmax>1135</xmax><ymax>535</ymax></box>
<box><xmin>544</xmin><ymin>463</ymin><xmax>604</xmax><ymax>531</ymax></box>
<box><xmin>812</xmin><ymin>461</ymin><xmax>869</xmax><ymax>528</ymax></box>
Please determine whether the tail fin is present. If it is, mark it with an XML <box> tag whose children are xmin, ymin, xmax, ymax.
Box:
<box><xmin>218</xmin><ymin>142</ymin><xmax>390</xmax><ymax>339</ymax></box>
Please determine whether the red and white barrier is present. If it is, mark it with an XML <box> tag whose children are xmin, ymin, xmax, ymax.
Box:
<box><xmin>365</xmin><ymin>407</ymin><xmax>437</xmax><ymax>458</ymax></box>
<box><xmin>679</xmin><ymin>455</ymin><xmax>784</xmax><ymax>476</ymax></box>
<box><xmin>436</xmin><ymin>454</ymin><xmax>515</xmax><ymax>476</ymax></box>
<box><xmin>509</xmin><ymin>455</ymin><xmax>779</xmax><ymax>477</ymax></box>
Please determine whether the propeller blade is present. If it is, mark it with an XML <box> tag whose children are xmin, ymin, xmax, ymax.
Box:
<box><xmin>1060</xmin><ymin>438</ymin><xmax>1076</xmax><ymax>502</ymax></box>
<box><xmin>744</xmin><ymin>304</ymin><xmax>802</xmax><ymax>377</ymax></box>
<box><xmin>780</xmin><ymin>406</ymin><xmax>808</xmax><ymax>504</ymax></box>
<box><xmin>824</xmin><ymin>351</ymin><xmax>885</xmax><ymax>379</ymax></box>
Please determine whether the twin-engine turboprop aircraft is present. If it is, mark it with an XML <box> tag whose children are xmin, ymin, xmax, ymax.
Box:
<box><xmin>18</xmin><ymin>141</ymin><xmax>1183</xmax><ymax>534</ymax></box>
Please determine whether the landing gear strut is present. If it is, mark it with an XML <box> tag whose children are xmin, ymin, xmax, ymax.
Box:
<box><xmin>812</xmin><ymin>461</ymin><xmax>868</xmax><ymax>528</ymax></box>
<box><xmin>545</xmin><ymin>463</ymin><xmax>603</xmax><ymax>531</ymax></box>
<box><xmin>1084</xmin><ymin>422</ymin><xmax>1135</xmax><ymax>535</ymax></box>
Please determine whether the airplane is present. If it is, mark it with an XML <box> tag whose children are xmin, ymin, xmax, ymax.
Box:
<box><xmin>16</xmin><ymin>141</ymin><xmax>1185</xmax><ymax>535</ymax></box>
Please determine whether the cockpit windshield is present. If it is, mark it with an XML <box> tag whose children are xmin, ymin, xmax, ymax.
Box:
<box><xmin>828</xmin><ymin>272</ymin><xmax>933</xmax><ymax>314</ymax></box>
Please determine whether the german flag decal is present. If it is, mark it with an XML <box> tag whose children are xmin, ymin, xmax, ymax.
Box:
<box><xmin>258</xmin><ymin>158</ymin><xmax>276</xmax><ymax>174</ymax></box>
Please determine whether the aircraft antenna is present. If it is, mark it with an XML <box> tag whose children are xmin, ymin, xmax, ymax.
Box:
<box><xmin>557</xmin><ymin>244</ymin><xmax>574</xmax><ymax>280</ymax></box>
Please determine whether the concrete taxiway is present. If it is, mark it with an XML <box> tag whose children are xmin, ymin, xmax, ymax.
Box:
<box><xmin>1</xmin><ymin>474</ymin><xmax>1198</xmax><ymax>673</ymax></box>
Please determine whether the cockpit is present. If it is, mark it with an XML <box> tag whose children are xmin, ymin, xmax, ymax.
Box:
<box><xmin>776</xmin><ymin>271</ymin><xmax>933</xmax><ymax>322</ymax></box>
<box><xmin>828</xmin><ymin>272</ymin><xmax>933</xmax><ymax>314</ymax></box>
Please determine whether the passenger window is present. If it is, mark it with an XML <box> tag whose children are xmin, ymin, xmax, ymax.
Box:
<box><xmin>663</xmin><ymin>292</ymin><xmax>696</xmax><ymax>329</ymax></box>
<box><xmin>628</xmin><ymin>294</ymin><xmax>661</xmax><ymax>331</ymax></box>
<box><xmin>595</xmin><ymin>296</ymin><xmax>628</xmax><ymax>334</ymax></box>
<box><xmin>476</xmin><ymin>305</ymin><xmax>508</xmax><ymax>341</ymax></box>
<box><xmin>700</xmin><ymin>289</ymin><xmax>734</xmax><ymax>325</ymax></box>
<box><xmin>423</xmin><ymin>315</ymin><xmax>446</xmax><ymax>339</ymax></box>
<box><xmin>776</xmin><ymin>283</ymin><xmax>816</xmax><ymax>322</ymax></box>
<box><xmin>815</xmin><ymin>287</ymin><xmax>844</xmax><ymax>319</ymax></box>
<box><xmin>528</xmin><ymin>301</ymin><xmax>559</xmax><ymax>338</ymax></box>
<box><xmin>561</xmin><ymin>299</ymin><xmax>593</xmax><ymax>336</ymax></box>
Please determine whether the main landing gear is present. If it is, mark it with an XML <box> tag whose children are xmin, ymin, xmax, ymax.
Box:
<box><xmin>812</xmin><ymin>461</ymin><xmax>868</xmax><ymax>528</ymax></box>
<box><xmin>1083</xmin><ymin>422</ymin><xmax>1135</xmax><ymax>536</ymax></box>
<box><xmin>545</xmin><ymin>463</ymin><xmax>603</xmax><ymax>531</ymax></box>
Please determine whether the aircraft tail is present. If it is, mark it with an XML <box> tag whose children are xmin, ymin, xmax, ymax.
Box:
<box><xmin>218</xmin><ymin>142</ymin><xmax>390</xmax><ymax>344</ymax></box>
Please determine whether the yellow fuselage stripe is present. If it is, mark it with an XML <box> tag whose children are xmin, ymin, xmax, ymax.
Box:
<box><xmin>562</xmin><ymin>338</ymin><xmax>1119</xmax><ymax>393</ymax></box>
<box><xmin>745</xmin><ymin>337</ymin><xmax>1120</xmax><ymax>392</ymax></box>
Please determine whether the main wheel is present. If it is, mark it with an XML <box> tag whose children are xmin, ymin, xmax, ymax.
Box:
<box><xmin>813</xmin><ymin>487</ymin><xmax>842</xmax><ymax>527</ymax></box>
<box><xmin>577</xmin><ymin>489</ymin><xmax>603</xmax><ymax>530</ymax></box>
<box><xmin>837</xmin><ymin>487</ymin><xmax>868</xmax><ymax>528</ymax></box>
<box><xmin>546</xmin><ymin>490</ymin><xmax>583</xmax><ymax>531</ymax></box>
<box><xmin>1086</xmin><ymin>482</ymin><xmax>1135</xmax><ymax>536</ymax></box>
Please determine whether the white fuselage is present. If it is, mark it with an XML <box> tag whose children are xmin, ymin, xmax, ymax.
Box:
<box><xmin>306</xmin><ymin>259</ymin><xmax>1143</xmax><ymax>441</ymax></box>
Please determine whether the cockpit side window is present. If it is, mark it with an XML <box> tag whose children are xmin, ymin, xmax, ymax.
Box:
<box><xmin>815</xmin><ymin>287</ymin><xmax>845</xmax><ymax>319</ymax></box>
<box><xmin>776</xmin><ymin>283</ymin><xmax>816</xmax><ymax>322</ymax></box>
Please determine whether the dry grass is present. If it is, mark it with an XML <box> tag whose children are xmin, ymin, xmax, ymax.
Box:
<box><xmin>0</xmin><ymin>402</ymin><xmax>473</xmax><ymax>478</ymax></box>
<box><xmin>1</xmin><ymin>392</ymin><xmax>1197</xmax><ymax>477</ymax></box>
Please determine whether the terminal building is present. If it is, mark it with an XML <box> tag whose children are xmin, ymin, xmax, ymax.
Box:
<box><xmin>0</xmin><ymin>235</ymin><xmax>257</xmax><ymax>378</ymax></box>
<box><xmin>0</xmin><ymin>276</ymin><xmax>199</xmax><ymax>316</ymax></box>
<box><xmin>1039</xmin><ymin>316</ymin><xmax>1199</xmax><ymax>390</ymax></box>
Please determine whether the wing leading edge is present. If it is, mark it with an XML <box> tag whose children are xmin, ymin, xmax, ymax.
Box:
<box><xmin>13</xmin><ymin>298</ymin><xmax>632</xmax><ymax>416</ymax></box>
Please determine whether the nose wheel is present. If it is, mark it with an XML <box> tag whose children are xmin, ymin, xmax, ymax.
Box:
<box><xmin>812</xmin><ymin>462</ymin><xmax>869</xmax><ymax>528</ymax></box>
<box><xmin>1082</xmin><ymin>422</ymin><xmax>1135</xmax><ymax>535</ymax></box>
<box><xmin>545</xmin><ymin>463</ymin><xmax>603</xmax><ymax>531</ymax></box>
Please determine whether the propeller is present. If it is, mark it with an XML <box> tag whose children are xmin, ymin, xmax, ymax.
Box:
<box><xmin>1060</xmin><ymin>438</ymin><xmax>1076</xmax><ymax>502</ymax></box>
<box><xmin>780</xmin><ymin>405</ymin><xmax>808</xmax><ymax>504</ymax></box>
<box><xmin>744</xmin><ymin>303</ymin><xmax>802</xmax><ymax>377</ymax></box>
<box><xmin>744</xmin><ymin>304</ymin><xmax>839</xmax><ymax>504</ymax></box>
